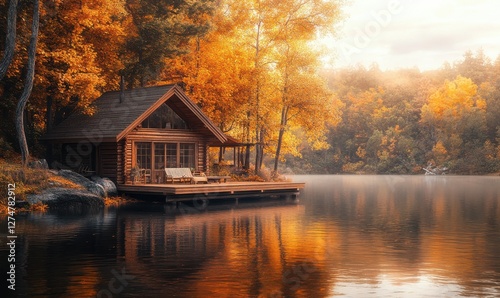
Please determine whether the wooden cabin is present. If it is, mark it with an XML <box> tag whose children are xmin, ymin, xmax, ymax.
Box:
<box><xmin>42</xmin><ymin>84</ymin><xmax>238</xmax><ymax>185</ymax></box>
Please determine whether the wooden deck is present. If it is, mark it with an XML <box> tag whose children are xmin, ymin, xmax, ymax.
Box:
<box><xmin>117</xmin><ymin>181</ymin><xmax>305</xmax><ymax>201</ymax></box>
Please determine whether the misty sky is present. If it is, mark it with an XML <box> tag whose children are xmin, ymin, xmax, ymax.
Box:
<box><xmin>322</xmin><ymin>0</ymin><xmax>500</xmax><ymax>70</ymax></box>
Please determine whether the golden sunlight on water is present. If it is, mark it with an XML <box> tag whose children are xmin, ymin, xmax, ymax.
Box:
<box><xmin>1</xmin><ymin>175</ymin><xmax>499</xmax><ymax>297</ymax></box>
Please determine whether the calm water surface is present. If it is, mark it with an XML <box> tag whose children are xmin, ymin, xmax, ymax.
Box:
<box><xmin>1</xmin><ymin>175</ymin><xmax>500</xmax><ymax>297</ymax></box>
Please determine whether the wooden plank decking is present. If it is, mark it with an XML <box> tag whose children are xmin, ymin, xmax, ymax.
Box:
<box><xmin>117</xmin><ymin>181</ymin><xmax>305</xmax><ymax>201</ymax></box>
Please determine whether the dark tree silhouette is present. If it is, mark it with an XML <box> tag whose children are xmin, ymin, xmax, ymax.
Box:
<box><xmin>0</xmin><ymin>0</ymin><xmax>18</xmax><ymax>81</ymax></box>
<box><xmin>15</xmin><ymin>0</ymin><xmax>39</xmax><ymax>166</ymax></box>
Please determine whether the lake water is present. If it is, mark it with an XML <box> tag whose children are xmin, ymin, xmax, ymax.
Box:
<box><xmin>1</xmin><ymin>175</ymin><xmax>500</xmax><ymax>297</ymax></box>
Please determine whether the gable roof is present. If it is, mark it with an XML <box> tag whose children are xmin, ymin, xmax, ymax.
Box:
<box><xmin>42</xmin><ymin>84</ymin><xmax>227</xmax><ymax>143</ymax></box>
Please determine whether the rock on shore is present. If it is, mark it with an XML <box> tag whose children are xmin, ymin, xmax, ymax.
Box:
<box><xmin>27</xmin><ymin>187</ymin><xmax>104</xmax><ymax>213</ymax></box>
<box><xmin>26</xmin><ymin>170</ymin><xmax>118</xmax><ymax>212</ymax></box>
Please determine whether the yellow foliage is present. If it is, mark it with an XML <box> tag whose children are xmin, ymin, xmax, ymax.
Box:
<box><xmin>476</xmin><ymin>98</ymin><xmax>487</xmax><ymax>110</ymax></box>
<box><xmin>356</xmin><ymin>146</ymin><xmax>366</xmax><ymax>159</ymax></box>
<box><xmin>422</xmin><ymin>75</ymin><xmax>483</xmax><ymax>121</ymax></box>
<box><xmin>433</xmin><ymin>141</ymin><xmax>447</xmax><ymax>155</ymax></box>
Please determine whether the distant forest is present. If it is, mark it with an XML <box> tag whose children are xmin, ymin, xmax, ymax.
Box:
<box><xmin>285</xmin><ymin>51</ymin><xmax>500</xmax><ymax>175</ymax></box>
<box><xmin>0</xmin><ymin>0</ymin><xmax>499</xmax><ymax>174</ymax></box>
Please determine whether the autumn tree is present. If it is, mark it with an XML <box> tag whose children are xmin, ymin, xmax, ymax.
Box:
<box><xmin>240</xmin><ymin>0</ymin><xmax>343</xmax><ymax>174</ymax></box>
<box><xmin>39</xmin><ymin>0</ymin><xmax>128</xmax><ymax>129</ymax></box>
<box><xmin>272</xmin><ymin>42</ymin><xmax>342</xmax><ymax>173</ymax></box>
<box><xmin>123</xmin><ymin>0</ymin><xmax>215</xmax><ymax>87</ymax></box>
<box><xmin>164</xmin><ymin>0</ymin><xmax>278</xmax><ymax>173</ymax></box>
<box><xmin>295</xmin><ymin>66</ymin><xmax>430</xmax><ymax>174</ymax></box>
<box><xmin>1</xmin><ymin>0</ymin><xmax>126</xmax><ymax>159</ymax></box>
<box><xmin>163</xmin><ymin>0</ymin><xmax>252</xmax><ymax>133</ymax></box>
<box><xmin>421</xmin><ymin>76</ymin><xmax>487</xmax><ymax>172</ymax></box>
<box><xmin>267</xmin><ymin>0</ymin><xmax>342</xmax><ymax>174</ymax></box>
<box><xmin>161</xmin><ymin>0</ymin><xmax>256</xmax><ymax>169</ymax></box>
<box><xmin>163</xmin><ymin>0</ymin><xmax>344</xmax><ymax>175</ymax></box>
<box><xmin>244</xmin><ymin>0</ymin><xmax>274</xmax><ymax>174</ymax></box>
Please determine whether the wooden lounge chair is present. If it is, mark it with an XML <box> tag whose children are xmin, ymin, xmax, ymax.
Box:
<box><xmin>164</xmin><ymin>168</ymin><xmax>208</xmax><ymax>184</ymax></box>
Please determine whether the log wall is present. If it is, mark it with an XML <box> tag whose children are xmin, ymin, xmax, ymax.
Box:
<box><xmin>124</xmin><ymin>138</ymin><xmax>133</xmax><ymax>184</ymax></box>
<box><xmin>98</xmin><ymin>142</ymin><xmax>118</xmax><ymax>182</ymax></box>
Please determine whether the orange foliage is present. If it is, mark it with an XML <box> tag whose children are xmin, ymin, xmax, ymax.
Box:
<box><xmin>41</xmin><ymin>0</ymin><xmax>126</xmax><ymax>96</ymax></box>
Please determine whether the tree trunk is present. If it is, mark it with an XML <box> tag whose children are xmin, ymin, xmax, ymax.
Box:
<box><xmin>255</xmin><ymin>128</ymin><xmax>265</xmax><ymax>174</ymax></box>
<box><xmin>0</xmin><ymin>0</ymin><xmax>18</xmax><ymax>81</ymax></box>
<box><xmin>253</xmin><ymin>15</ymin><xmax>263</xmax><ymax>175</ymax></box>
<box><xmin>218</xmin><ymin>146</ymin><xmax>224</xmax><ymax>163</ymax></box>
<box><xmin>15</xmin><ymin>0</ymin><xmax>39</xmax><ymax>166</ymax></box>
<box><xmin>273</xmin><ymin>107</ymin><xmax>288</xmax><ymax>173</ymax></box>
<box><xmin>244</xmin><ymin>144</ymin><xmax>250</xmax><ymax>171</ymax></box>
<box><xmin>255</xmin><ymin>135</ymin><xmax>261</xmax><ymax>174</ymax></box>
<box><xmin>254</xmin><ymin>89</ymin><xmax>262</xmax><ymax>174</ymax></box>
<box><xmin>273</xmin><ymin>129</ymin><xmax>284</xmax><ymax>174</ymax></box>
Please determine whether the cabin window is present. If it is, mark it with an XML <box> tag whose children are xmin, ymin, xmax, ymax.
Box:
<box><xmin>136</xmin><ymin>142</ymin><xmax>151</xmax><ymax>169</ymax></box>
<box><xmin>154</xmin><ymin>143</ymin><xmax>178</xmax><ymax>168</ymax></box>
<box><xmin>141</xmin><ymin>103</ymin><xmax>188</xmax><ymax>129</ymax></box>
<box><xmin>166</xmin><ymin>143</ymin><xmax>177</xmax><ymax>167</ymax></box>
<box><xmin>154</xmin><ymin>143</ymin><xmax>165</xmax><ymax>170</ymax></box>
<box><xmin>180</xmin><ymin>143</ymin><xmax>195</xmax><ymax>168</ymax></box>
<box><xmin>136</xmin><ymin>142</ymin><xmax>195</xmax><ymax>169</ymax></box>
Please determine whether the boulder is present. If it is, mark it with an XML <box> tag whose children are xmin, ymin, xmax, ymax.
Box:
<box><xmin>91</xmin><ymin>176</ymin><xmax>118</xmax><ymax>197</ymax></box>
<box><xmin>27</xmin><ymin>187</ymin><xmax>104</xmax><ymax>213</ymax></box>
<box><xmin>24</xmin><ymin>170</ymin><xmax>121</xmax><ymax>213</ymax></box>
<box><xmin>86</xmin><ymin>183</ymin><xmax>106</xmax><ymax>198</ymax></box>
<box><xmin>56</xmin><ymin>170</ymin><xmax>106</xmax><ymax>198</ymax></box>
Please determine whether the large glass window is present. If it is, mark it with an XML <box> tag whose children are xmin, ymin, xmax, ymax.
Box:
<box><xmin>155</xmin><ymin>143</ymin><xmax>184</xmax><ymax>170</ymax></box>
<box><xmin>136</xmin><ymin>143</ymin><xmax>151</xmax><ymax>169</ymax></box>
<box><xmin>154</xmin><ymin>143</ymin><xmax>165</xmax><ymax>170</ymax></box>
<box><xmin>141</xmin><ymin>103</ymin><xmax>188</xmax><ymax>129</ymax></box>
<box><xmin>135</xmin><ymin>142</ymin><xmax>196</xmax><ymax>183</ymax></box>
<box><xmin>166</xmin><ymin>144</ymin><xmax>177</xmax><ymax>168</ymax></box>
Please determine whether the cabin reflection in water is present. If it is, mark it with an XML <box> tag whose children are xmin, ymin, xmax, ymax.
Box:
<box><xmin>115</xmin><ymin>203</ymin><xmax>334</xmax><ymax>297</ymax></box>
